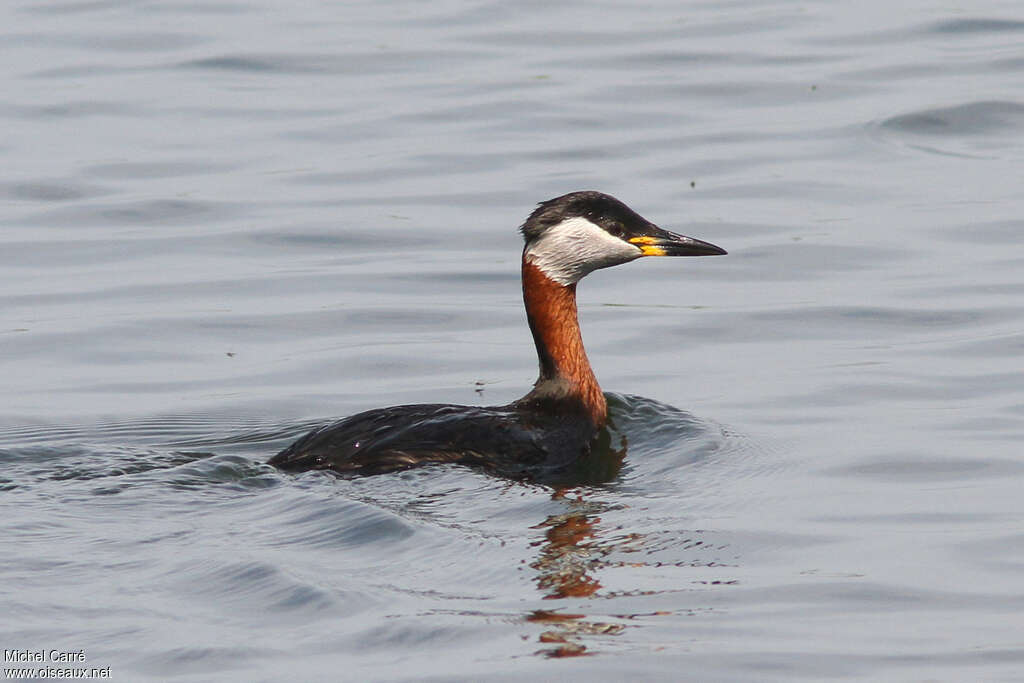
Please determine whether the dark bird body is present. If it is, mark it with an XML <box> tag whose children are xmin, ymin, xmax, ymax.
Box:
<box><xmin>272</xmin><ymin>400</ymin><xmax>596</xmax><ymax>479</ymax></box>
<box><xmin>269</xmin><ymin>191</ymin><xmax>725</xmax><ymax>479</ymax></box>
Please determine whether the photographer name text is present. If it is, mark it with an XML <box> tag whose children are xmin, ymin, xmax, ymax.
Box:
<box><xmin>4</xmin><ymin>651</ymin><xmax>85</xmax><ymax>664</ymax></box>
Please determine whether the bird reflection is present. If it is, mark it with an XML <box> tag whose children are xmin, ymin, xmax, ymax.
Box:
<box><xmin>525</xmin><ymin>434</ymin><xmax>641</xmax><ymax>661</ymax></box>
<box><xmin>531</xmin><ymin>501</ymin><xmax>603</xmax><ymax>599</ymax></box>
<box><xmin>523</xmin><ymin>416</ymin><xmax>726</xmax><ymax>657</ymax></box>
<box><xmin>528</xmin><ymin>488</ymin><xmax>654</xmax><ymax>656</ymax></box>
<box><xmin>525</xmin><ymin>478</ymin><xmax>731</xmax><ymax>658</ymax></box>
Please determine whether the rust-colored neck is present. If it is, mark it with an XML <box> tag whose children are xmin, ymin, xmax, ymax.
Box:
<box><xmin>521</xmin><ymin>258</ymin><xmax>607</xmax><ymax>426</ymax></box>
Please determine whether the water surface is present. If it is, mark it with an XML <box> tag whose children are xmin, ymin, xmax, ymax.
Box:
<box><xmin>2</xmin><ymin>0</ymin><xmax>1024</xmax><ymax>680</ymax></box>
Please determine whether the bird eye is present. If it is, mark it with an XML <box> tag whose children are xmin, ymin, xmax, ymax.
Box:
<box><xmin>608</xmin><ymin>223</ymin><xmax>625</xmax><ymax>238</ymax></box>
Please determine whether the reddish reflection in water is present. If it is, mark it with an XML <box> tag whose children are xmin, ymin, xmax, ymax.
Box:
<box><xmin>531</xmin><ymin>508</ymin><xmax>602</xmax><ymax>599</ymax></box>
<box><xmin>527</xmin><ymin>607</ymin><xmax>627</xmax><ymax>658</ymax></box>
<box><xmin>528</xmin><ymin>492</ymin><xmax>626</xmax><ymax>657</ymax></box>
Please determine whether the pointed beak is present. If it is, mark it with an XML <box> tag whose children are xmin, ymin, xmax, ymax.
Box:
<box><xmin>628</xmin><ymin>226</ymin><xmax>727</xmax><ymax>257</ymax></box>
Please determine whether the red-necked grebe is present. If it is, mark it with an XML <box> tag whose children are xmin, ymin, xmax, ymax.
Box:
<box><xmin>270</xmin><ymin>191</ymin><xmax>725</xmax><ymax>478</ymax></box>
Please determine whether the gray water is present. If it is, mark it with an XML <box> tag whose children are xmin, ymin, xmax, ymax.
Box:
<box><xmin>3</xmin><ymin>0</ymin><xmax>1024</xmax><ymax>680</ymax></box>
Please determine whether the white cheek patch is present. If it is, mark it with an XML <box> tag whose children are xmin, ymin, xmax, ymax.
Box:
<box><xmin>524</xmin><ymin>217</ymin><xmax>642</xmax><ymax>285</ymax></box>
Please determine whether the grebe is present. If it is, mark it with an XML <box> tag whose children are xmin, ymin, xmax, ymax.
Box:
<box><xmin>270</xmin><ymin>191</ymin><xmax>725</xmax><ymax>479</ymax></box>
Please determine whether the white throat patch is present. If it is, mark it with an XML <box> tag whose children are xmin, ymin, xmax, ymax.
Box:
<box><xmin>524</xmin><ymin>217</ymin><xmax>643</xmax><ymax>285</ymax></box>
